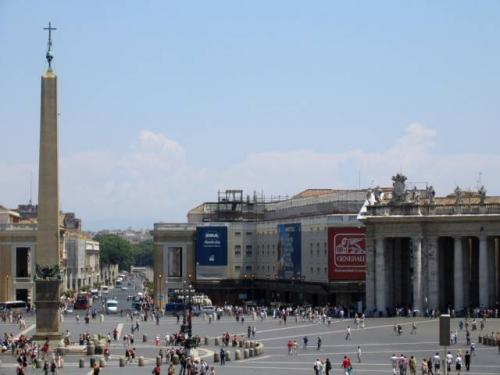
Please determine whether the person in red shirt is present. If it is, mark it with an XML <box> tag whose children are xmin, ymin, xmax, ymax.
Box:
<box><xmin>287</xmin><ymin>340</ymin><xmax>293</xmax><ymax>355</ymax></box>
<box><xmin>342</xmin><ymin>355</ymin><xmax>352</xmax><ymax>375</ymax></box>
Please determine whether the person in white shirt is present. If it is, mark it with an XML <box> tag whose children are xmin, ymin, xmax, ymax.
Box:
<box><xmin>432</xmin><ymin>353</ymin><xmax>441</xmax><ymax>374</ymax></box>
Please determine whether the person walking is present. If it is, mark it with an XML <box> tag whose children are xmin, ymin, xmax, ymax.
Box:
<box><xmin>420</xmin><ymin>358</ymin><xmax>429</xmax><ymax>375</ymax></box>
<box><xmin>342</xmin><ymin>355</ymin><xmax>352</xmax><ymax>375</ymax></box>
<box><xmin>317</xmin><ymin>336</ymin><xmax>322</xmax><ymax>351</ymax></box>
<box><xmin>313</xmin><ymin>358</ymin><xmax>321</xmax><ymax>375</ymax></box>
<box><xmin>432</xmin><ymin>353</ymin><xmax>440</xmax><ymax>375</ymax></box>
<box><xmin>464</xmin><ymin>350</ymin><xmax>471</xmax><ymax>371</ymax></box>
<box><xmin>220</xmin><ymin>347</ymin><xmax>225</xmax><ymax>366</ymax></box>
<box><xmin>345</xmin><ymin>326</ymin><xmax>351</xmax><ymax>340</ymax></box>
<box><xmin>455</xmin><ymin>353</ymin><xmax>462</xmax><ymax>374</ymax></box>
<box><xmin>409</xmin><ymin>356</ymin><xmax>417</xmax><ymax>375</ymax></box>
<box><xmin>325</xmin><ymin>358</ymin><xmax>332</xmax><ymax>375</ymax></box>
<box><xmin>303</xmin><ymin>336</ymin><xmax>309</xmax><ymax>350</ymax></box>
<box><xmin>357</xmin><ymin>346</ymin><xmax>362</xmax><ymax>363</ymax></box>
<box><xmin>152</xmin><ymin>364</ymin><xmax>161</xmax><ymax>375</ymax></box>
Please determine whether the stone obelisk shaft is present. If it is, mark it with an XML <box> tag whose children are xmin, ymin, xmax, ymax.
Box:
<box><xmin>34</xmin><ymin>68</ymin><xmax>61</xmax><ymax>340</ymax></box>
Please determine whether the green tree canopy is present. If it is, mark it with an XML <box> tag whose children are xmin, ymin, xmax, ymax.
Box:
<box><xmin>94</xmin><ymin>233</ymin><xmax>134</xmax><ymax>270</ymax></box>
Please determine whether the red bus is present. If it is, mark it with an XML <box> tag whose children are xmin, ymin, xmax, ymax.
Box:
<box><xmin>74</xmin><ymin>292</ymin><xmax>92</xmax><ymax>310</ymax></box>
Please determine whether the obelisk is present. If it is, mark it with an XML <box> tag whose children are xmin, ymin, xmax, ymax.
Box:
<box><xmin>34</xmin><ymin>22</ymin><xmax>62</xmax><ymax>342</ymax></box>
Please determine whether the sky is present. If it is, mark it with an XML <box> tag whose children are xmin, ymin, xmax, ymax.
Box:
<box><xmin>1</xmin><ymin>1</ymin><xmax>500</xmax><ymax>230</ymax></box>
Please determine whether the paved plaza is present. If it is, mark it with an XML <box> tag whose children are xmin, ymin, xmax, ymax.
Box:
<box><xmin>2</xmin><ymin>311</ymin><xmax>500</xmax><ymax>375</ymax></box>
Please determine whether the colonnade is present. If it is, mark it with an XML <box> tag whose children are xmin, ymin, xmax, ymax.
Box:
<box><xmin>366</xmin><ymin>234</ymin><xmax>500</xmax><ymax>315</ymax></box>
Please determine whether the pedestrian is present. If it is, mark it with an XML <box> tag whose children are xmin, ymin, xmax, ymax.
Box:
<box><xmin>313</xmin><ymin>358</ymin><xmax>321</xmax><ymax>375</ymax></box>
<box><xmin>411</xmin><ymin>322</ymin><xmax>417</xmax><ymax>334</ymax></box>
<box><xmin>345</xmin><ymin>326</ymin><xmax>351</xmax><ymax>340</ymax></box>
<box><xmin>342</xmin><ymin>355</ymin><xmax>352</xmax><ymax>375</ymax></box>
<box><xmin>420</xmin><ymin>358</ymin><xmax>429</xmax><ymax>375</ymax></box>
<box><xmin>252</xmin><ymin>326</ymin><xmax>256</xmax><ymax>338</ymax></box>
<box><xmin>43</xmin><ymin>361</ymin><xmax>49</xmax><ymax>375</ymax></box>
<box><xmin>152</xmin><ymin>364</ymin><xmax>161</xmax><ymax>375</ymax></box>
<box><xmin>247</xmin><ymin>325</ymin><xmax>251</xmax><ymax>339</ymax></box>
<box><xmin>303</xmin><ymin>336</ymin><xmax>309</xmax><ymax>350</ymax></box>
<box><xmin>470</xmin><ymin>342</ymin><xmax>475</xmax><ymax>356</ymax></box>
<box><xmin>464</xmin><ymin>350</ymin><xmax>471</xmax><ymax>371</ymax></box>
<box><xmin>357</xmin><ymin>346</ymin><xmax>362</xmax><ymax>363</ymax></box>
<box><xmin>317</xmin><ymin>336</ymin><xmax>322</xmax><ymax>351</ymax></box>
<box><xmin>409</xmin><ymin>356</ymin><xmax>417</xmax><ymax>375</ymax></box>
<box><xmin>287</xmin><ymin>339</ymin><xmax>293</xmax><ymax>355</ymax></box>
<box><xmin>455</xmin><ymin>353</ymin><xmax>462</xmax><ymax>374</ymax></box>
<box><xmin>325</xmin><ymin>358</ymin><xmax>332</xmax><ymax>375</ymax></box>
<box><xmin>445</xmin><ymin>351</ymin><xmax>453</xmax><ymax>373</ymax></box>
<box><xmin>210</xmin><ymin>367</ymin><xmax>216</xmax><ymax>375</ymax></box>
<box><xmin>93</xmin><ymin>362</ymin><xmax>100</xmax><ymax>375</ymax></box>
<box><xmin>432</xmin><ymin>353</ymin><xmax>440</xmax><ymax>375</ymax></box>
<box><xmin>220</xmin><ymin>347</ymin><xmax>225</xmax><ymax>366</ymax></box>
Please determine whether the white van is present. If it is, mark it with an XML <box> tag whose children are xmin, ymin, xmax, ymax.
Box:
<box><xmin>105</xmin><ymin>299</ymin><xmax>119</xmax><ymax>314</ymax></box>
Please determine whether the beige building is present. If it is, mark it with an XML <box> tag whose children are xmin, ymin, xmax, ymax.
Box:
<box><xmin>154</xmin><ymin>189</ymin><xmax>368</xmax><ymax>308</ymax></box>
<box><xmin>65</xmin><ymin>233</ymin><xmax>100</xmax><ymax>291</ymax></box>
<box><xmin>360</xmin><ymin>174</ymin><xmax>500</xmax><ymax>315</ymax></box>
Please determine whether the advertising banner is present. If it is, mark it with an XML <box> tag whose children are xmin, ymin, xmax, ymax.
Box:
<box><xmin>195</xmin><ymin>226</ymin><xmax>228</xmax><ymax>279</ymax></box>
<box><xmin>276</xmin><ymin>223</ymin><xmax>301</xmax><ymax>279</ymax></box>
<box><xmin>328</xmin><ymin>227</ymin><xmax>366</xmax><ymax>281</ymax></box>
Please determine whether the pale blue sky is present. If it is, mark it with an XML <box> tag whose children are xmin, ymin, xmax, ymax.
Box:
<box><xmin>1</xmin><ymin>1</ymin><xmax>499</xmax><ymax>229</ymax></box>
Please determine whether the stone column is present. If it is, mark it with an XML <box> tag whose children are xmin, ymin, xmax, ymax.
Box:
<box><xmin>412</xmin><ymin>237</ymin><xmax>423</xmax><ymax>312</ymax></box>
<box><xmin>495</xmin><ymin>238</ymin><xmax>500</xmax><ymax>304</ymax></box>
<box><xmin>427</xmin><ymin>237</ymin><xmax>439</xmax><ymax>311</ymax></box>
<box><xmin>454</xmin><ymin>237</ymin><xmax>464</xmax><ymax>312</ymax></box>
<box><xmin>479</xmin><ymin>235</ymin><xmax>489</xmax><ymax>307</ymax></box>
<box><xmin>375</xmin><ymin>237</ymin><xmax>386</xmax><ymax>315</ymax></box>
<box><xmin>365</xmin><ymin>237</ymin><xmax>376</xmax><ymax>312</ymax></box>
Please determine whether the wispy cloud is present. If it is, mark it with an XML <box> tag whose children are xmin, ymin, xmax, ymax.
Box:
<box><xmin>1</xmin><ymin>123</ymin><xmax>498</xmax><ymax>229</ymax></box>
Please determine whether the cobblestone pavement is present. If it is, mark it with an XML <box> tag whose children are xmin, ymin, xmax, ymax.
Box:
<box><xmin>2</xmin><ymin>314</ymin><xmax>500</xmax><ymax>375</ymax></box>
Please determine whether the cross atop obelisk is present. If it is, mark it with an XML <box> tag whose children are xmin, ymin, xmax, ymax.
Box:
<box><xmin>43</xmin><ymin>22</ymin><xmax>56</xmax><ymax>68</ymax></box>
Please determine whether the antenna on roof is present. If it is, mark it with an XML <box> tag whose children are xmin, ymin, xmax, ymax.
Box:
<box><xmin>29</xmin><ymin>171</ymin><xmax>33</xmax><ymax>205</ymax></box>
<box><xmin>476</xmin><ymin>172</ymin><xmax>483</xmax><ymax>190</ymax></box>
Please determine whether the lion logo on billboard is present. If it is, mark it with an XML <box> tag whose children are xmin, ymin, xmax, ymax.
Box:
<box><xmin>335</xmin><ymin>237</ymin><xmax>365</xmax><ymax>255</ymax></box>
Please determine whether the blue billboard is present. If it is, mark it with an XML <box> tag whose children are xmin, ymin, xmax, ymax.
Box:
<box><xmin>276</xmin><ymin>223</ymin><xmax>301</xmax><ymax>279</ymax></box>
<box><xmin>195</xmin><ymin>226</ymin><xmax>228</xmax><ymax>279</ymax></box>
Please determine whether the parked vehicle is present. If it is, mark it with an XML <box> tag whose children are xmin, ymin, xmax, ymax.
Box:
<box><xmin>0</xmin><ymin>300</ymin><xmax>28</xmax><ymax>312</ymax></box>
<box><xmin>105</xmin><ymin>299</ymin><xmax>119</xmax><ymax>314</ymax></box>
<box><xmin>74</xmin><ymin>293</ymin><xmax>92</xmax><ymax>310</ymax></box>
<box><xmin>200</xmin><ymin>305</ymin><xmax>216</xmax><ymax>315</ymax></box>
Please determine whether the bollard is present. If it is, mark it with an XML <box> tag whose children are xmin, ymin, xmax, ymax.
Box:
<box><xmin>156</xmin><ymin>356</ymin><xmax>161</xmax><ymax>367</ymax></box>
<box><xmin>225</xmin><ymin>350</ymin><xmax>231</xmax><ymax>362</ymax></box>
<box><xmin>235</xmin><ymin>350</ymin><xmax>241</xmax><ymax>360</ymax></box>
<box><xmin>239</xmin><ymin>340</ymin><xmax>244</xmax><ymax>348</ymax></box>
<box><xmin>119</xmin><ymin>357</ymin><xmax>125</xmax><ymax>367</ymax></box>
<box><xmin>56</xmin><ymin>346</ymin><xmax>65</xmax><ymax>356</ymax></box>
<box><xmin>249</xmin><ymin>348</ymin><xmax>255</xmax><ymax>357</ymax></box>
<box><xmin>213</xmin><ymin>352</ymin><xmax>220</xmax><ymax>363</ymax></box>
<box><xmin>35</xmin><ymin>359</ymin><xmax>42</xmax><ymax>369</ymax></box>
<box><xmin>204</xmin><ymin>336</ymin><xmax>209</xmax><ymax>345</ymax></box>
<box><xmin>79</xmin><ymin>358</ymin><xmax>84</xmax><ymax>368</ymax></box>
<box><xmin>172</xmin><ymin>355</ymin><xmax>179</xmax><ymax>365</ymax></box>
<box><xmin>138</xmin><ymin>356</ymin><xmax>144</xmax><ymax>367</ymax></box>
<box><xmin>99</xmin><ymin>358</ymin><xmax>106</xmax><ymax>368</ymax></box>
<box><xmin>87</xmin><ymin>344</ymin><xmax>95</xmax><ymax>356</ymax></box>
<box><xmin>244</xmin><ymin>341</ymin><xmax>250</xmax><ymax>349</ymax></box>
<box><xmin>243</xmin><ymin>349</ymin><xmax>249</xmax><ymax>359</ymax></box>
<box><xmin>143</xmin><ymin>335</ymin><xmax>147</xmax><ymax>343</ymax></box>
<box><xmin>90</xmin><ymin>357</ymin><xmax>96</xmax><ymax>368</ymax></box>
<box><xmin>214</xmin><ymin>337</ymin><xmax>220</xmax><ymax>346</ymax></box>
<box><xmin>250</xmin><ymin>341</ymin><xmax>256</xmax><ymax>348</ymax></box>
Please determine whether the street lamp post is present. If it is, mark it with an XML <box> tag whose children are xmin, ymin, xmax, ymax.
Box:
<box><xmin>158</xmin><ymin>274</ymin><xmax>163</xmax><ymax>310</ymax></box>
<box><xmin>181</xmin><ymin>276</ymin><xmax>196</xmax><ymax>354</ymax></box>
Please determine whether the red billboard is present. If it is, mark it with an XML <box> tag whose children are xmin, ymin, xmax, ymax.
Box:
<box><xmin>328</xmin><ymin>227</ymin><xmax>366</xmax><ymax>281</ymax></box>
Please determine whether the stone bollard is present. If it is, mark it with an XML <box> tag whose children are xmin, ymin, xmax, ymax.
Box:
<box><xmin>119</xmin><ymin>357</ymin><xmax>125</xmax><ymax>367</ymax></box>
<box><xmin>87</xmin><ymin>344</ymin><xmax>95</xmax><ymax>356</ymax></box>
<box><xmin>250</xmin><ymin>341</ymin><xmax>256</xmax><ymax>348</ymax></box>
<box><xmin>35</xmin><ymin>359</ymin><xmax>42</xmax><ymax>369</ymax></box>
<box><xmin>235</xmin><ymin>350</ymin><xmax>241</xmax><ymax>360</ymax></box>
<box><xmin>204</xmin><ymin>336</ymin><xmax>209</xmax><ymax>345</ymax></box>
<box><xmin>172</xmin><ymin>355</ymin><xmax>179</xmax><ymax>365</ymax></box>
<box><xmin>90</xmin><ymin>357</ymin><xmax>96</xmax><ymax>368</ymax></box>
<box><xmin>99</xmin><ymin>358</ymin><xmax>106</xmax><ymax>368</ymax></box>
<box><xmin>214</xmin><ymin>337</ymin><xmax>220</xmax><ymax>346</ymax></box>
<box><xmin>225</xmin><ymin>350</ymin><xmax>231</xmax><ymax>362</ymax></box>
<box><xmin>243</xmin><ymin>349</ymin><xmax>249</xmax><ymax>359</ymax></box>
<box><xmin>156</xmin><ymin>356</ymin><xmax>161</xmax><ymax>366</ymax></box>
<box><xmin>138</xmin><ymin>356</ymin><xmax>144</xmax><ymax>367</ymax></box>
<box><xmin>143</xmin><ymin>335</ymin><xmax>147</xmax><ymax>343</ymax></box>
<box><xmin>213</xmin><ymin>352</ymin><xmax>220</xmax><ymax>363</ymax></box>
<box><xmin>244</xmin><ymin>341</ymin><xmax>250</xmax><ymax>349</ymax></box>
<box><xmin>79</xmin><ymin>358</ymin><xmax>84</xmax><ymax>368</ymax></box>
<box><xmin>249</xmin><ymin>348</ymin><xmax>255</xmax><ymax>357</ymax></box>
<box><xmin>56</xmin><ymin>346</ymin><xmax>65</xmax><ymax>356</ymax></box>
<box><xmin>239</xmin><ymin>340</ymin><xmax>244</xmax><ymax>348</ymax></box>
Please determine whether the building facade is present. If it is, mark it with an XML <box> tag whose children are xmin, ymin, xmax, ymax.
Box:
<box><xmin>361</xmin><ymin>174</ymin><xmax>500</xmax><ymax>315</ymax></box>
<box><xmin>65</xmin><ymin>233</ymin><xmax>100</xmax><ymax>291</ymax></box>
<box><xmin>154</xmin><ymin>189</ymin><xmax>368</xmax><ymax>308</ymax></box>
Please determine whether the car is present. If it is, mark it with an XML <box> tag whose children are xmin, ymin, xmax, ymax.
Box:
<box><xmin>200</xmin><ymin>305</ymin><xmax>216</xmax><ymax>315</ymax></box>
<box><xmin>105</xmin><ymin>299</ymin><xmax>119</xmax><ymax>314</ymax></box>
<box><xmin>121</xmin><ymin>286</ymin><xmax>128</xmax><ymax>291</ymax></box>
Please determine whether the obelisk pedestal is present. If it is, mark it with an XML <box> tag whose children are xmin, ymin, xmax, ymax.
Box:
<box><xmin>33</xmin><ymin>68</ymin><xmax>62</xmax><ymax>342</ymax></box>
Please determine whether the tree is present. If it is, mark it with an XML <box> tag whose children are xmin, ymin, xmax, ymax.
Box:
<box><xmin>94</xmin><ymin>233</ymin><xmax>134</xmax><ymax>271</ymax></box>
<box><xmin>133</xmin><ymin>240</ymin><xmax>154</xmax><ymax>267</ymax></box>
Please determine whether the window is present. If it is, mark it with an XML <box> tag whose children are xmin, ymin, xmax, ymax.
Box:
<box><xmin>246</xmin><ymin>245</ymin><xmax>252</xmax><ymax>250</ymax></box>
<box><xmin>245</xmin><ymin>265</ymin><xmax>252</xmax><ymax>272</ymax></box>
<box><xmin>324</xmin><ymin>267</ymin><xmax>327</xmax><ymax>273</ymax></box>
<box><xmin>235</xmin><ymin>232</ymin><xmax>241</xmax><ymax>237</ymax></box>
<box><xmin>234</xmin><ymin>245</ymin><xmax>241</xmax><ymax>257</ymax></box>
<box><xmin>234</xmin><ymin>265</ymin><xmax>241</xmax><ymax>272</ymax></box>
<box><xmin>245</xmin><ymin>250</ymin><xmax>253</xmax><ymax>257</ymax></box>
<box><xmin>317</xmin><ymin>249</ymin><xmax>320</xmax><ymax>256</ymax></box>
<box><xmin>167</xmin><ymin>247</ymin><xmax>182</xmax><ymax>277</ymax></box>
<box><xmin>16</xmin><ymin>247</ymin><xmax>30</xmax><ymax>278</ymax></box>
<box><xmin>246</xmin><ymin>232</ymin><xmax>252</xmax><ymax>236</ymax></box>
